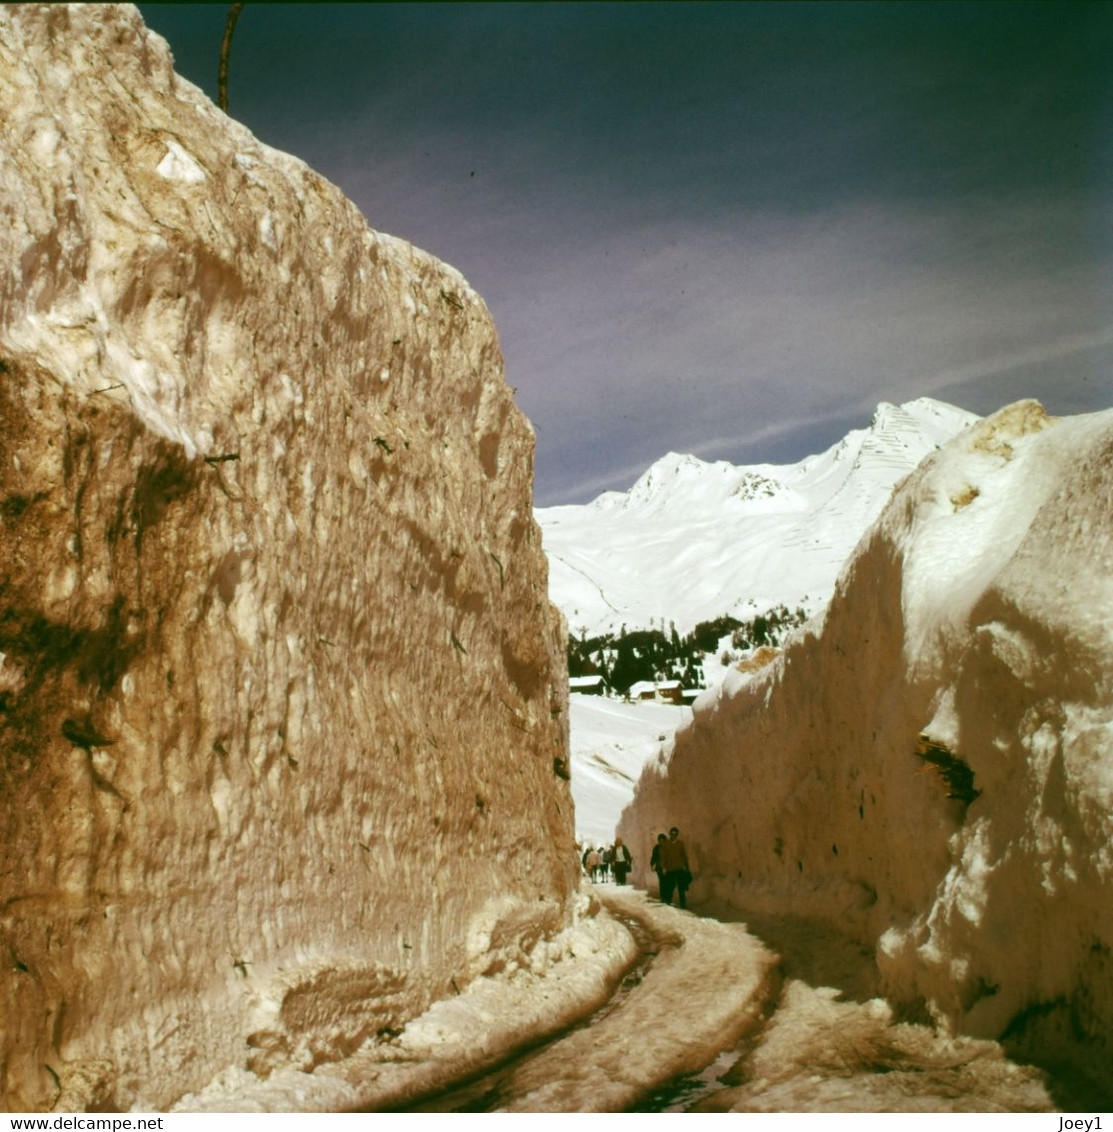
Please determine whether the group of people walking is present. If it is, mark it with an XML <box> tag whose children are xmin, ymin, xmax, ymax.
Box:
<box><xmin>581</xmin><ymin>827</ymin><xmax>693</xmax><ymax>909</ymax></box>
<box><xmin>580</xmin><ymin>838</ymin><xmax>633</xmax><ymax>885</ymax></box>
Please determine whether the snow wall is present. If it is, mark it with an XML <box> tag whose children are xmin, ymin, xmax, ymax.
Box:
<box><xmin>0</xmin><ymin>4</ymin><xmax>574</xmax><ymax>1111</ymax></box>
<box><xmin>620</xmin><ymin>400</ymin><xmax>1113</xmax><ymax>1079</ymax></box>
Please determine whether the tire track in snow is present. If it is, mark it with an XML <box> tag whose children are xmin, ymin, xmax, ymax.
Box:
<box><xmin>409</xmin><ymin>890</ymin><xmax>1064</xmax><ymax>1114</ymax></box>
<box><xmin>401</xmin><ymin>904</ymin><xmax>667</xmax><ymax>1112</ymax></box>
<box><xmin>405</xmin><ymin>888</ymin><xmax>780</xmax><ymax>1113</ymax></box>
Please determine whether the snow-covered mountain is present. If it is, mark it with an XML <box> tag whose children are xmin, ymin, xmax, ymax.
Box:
<box><xmin>538</xmin><ymin>398</ymin><xmax>978</xmax><ymax>636</ymax></box>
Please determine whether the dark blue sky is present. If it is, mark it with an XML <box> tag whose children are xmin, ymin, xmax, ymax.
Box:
<box><xmin>138</xmin><ymin>2</ymin><xmax>1113</xmax><ymax>504</ymax></box>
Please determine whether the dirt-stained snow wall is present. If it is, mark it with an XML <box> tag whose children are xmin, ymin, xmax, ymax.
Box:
<box><xmin>0</xmin><ymin>4</ymin><xmax>575</xmax><ymax>1111</ymax></box>
<box><xmin>620</xmin><ymin>401</ymin><xmax>1113</xmax><ymax>1086</ymax></box>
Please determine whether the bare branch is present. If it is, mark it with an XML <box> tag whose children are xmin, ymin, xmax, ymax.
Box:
<box><xmin>218</xmin><ymin>2</ymin><xmax>245</xmax><ymax>113</ymax></box>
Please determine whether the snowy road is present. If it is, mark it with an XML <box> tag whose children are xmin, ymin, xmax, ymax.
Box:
<box><xmin>401</xmin><ymin>889</ymin><xmax>1061</xmax><ymax>1113</ymax></box>
<box><xmin>404</xmin><ymin>887</ymin><xmax>779</xmax><ymax>1112</ymax></box>
<box><xmin>180</xmin><ymin>887</ymin><xmax>1076</xmax><ymax>1112</ymax></box>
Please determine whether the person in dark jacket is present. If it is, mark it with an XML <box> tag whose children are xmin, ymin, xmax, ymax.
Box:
<box><xmin>611</xmin><ymin>838</ymin><xmax>632</xmax><ymax>885</ymax></box>
<box><xmin>649</xmin><ymin>832</ymin><xmax>667</xmax><ymax>895</ymax></box>
<box><xmin>658</xmin><ymin>826</ymin><xmax>691</xmax><ymax>908</ymax></box>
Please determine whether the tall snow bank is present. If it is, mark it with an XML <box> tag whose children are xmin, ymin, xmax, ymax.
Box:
<box><xmin>620</xmin><ymin>399</ymin><xmax>1113</xmax><ymax>1079</ymax></box>
<box><xmin>0</xmin><ymin>4</ymin><xmax>573</xmax><ymax>1111</ymax></box>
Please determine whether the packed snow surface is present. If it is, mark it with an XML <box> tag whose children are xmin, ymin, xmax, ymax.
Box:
<box><xmin>538</xmin><ymin>397</ymin><xmax>977</xmax><ymax>636</ymax></box>
<box><xmin>195</xmin><ymin>886</ymin><xmax>1055</xmax><ymax>1114</ymax></box>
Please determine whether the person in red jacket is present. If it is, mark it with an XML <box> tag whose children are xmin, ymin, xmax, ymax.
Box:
<box><xmin>658</xmin><ymin>826</ymin><xmax>691</xmax><ymax>908</ymax></box>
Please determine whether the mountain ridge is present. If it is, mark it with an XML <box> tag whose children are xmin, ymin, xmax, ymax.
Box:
<box><xmin>537</xmin><ymin>397</ymin><xmax>978</xmax><ymax>636</ymax></box>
